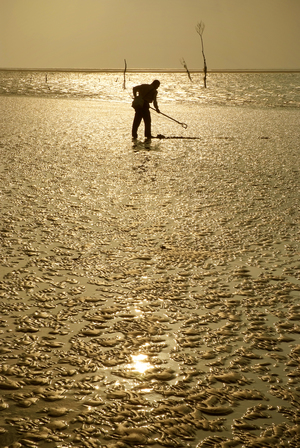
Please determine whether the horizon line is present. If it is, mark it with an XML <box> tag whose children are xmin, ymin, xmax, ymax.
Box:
<box><xmin>1</xmin><ymin>67</ymin><xmax>300</xmax><ymax>74</ymax></box>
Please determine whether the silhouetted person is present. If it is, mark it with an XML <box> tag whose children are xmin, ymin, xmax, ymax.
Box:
<box><xmin>132</xmin><ymin>80</ymin><xmax>160</xmax><ymax>139</ymax></box>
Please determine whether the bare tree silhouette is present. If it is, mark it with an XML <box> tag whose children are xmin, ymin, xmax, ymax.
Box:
<box><xmin>196</xmin><ymin>21</ymin><xmax>207</xmax><ymax>88</ymax></box>
<box><xmin>123</xmin><ymin>59</ymin><xmax>127</xmax><ymax>90</ymax></box>
<box><xmin>180</xmin><ymin>58</ymin><xmax>192</xmax><ymax>82</ymax></box>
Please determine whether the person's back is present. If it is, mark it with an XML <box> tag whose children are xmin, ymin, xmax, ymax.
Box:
<box><xmin>137</xmin><ymin>84</ymin><xmax>157</xmax><ymax>104</ymax></box>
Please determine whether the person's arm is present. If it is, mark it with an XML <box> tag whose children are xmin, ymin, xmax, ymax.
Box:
<box><xmin>153</xmin><ymin>91</ymin><xmax>160</xmax><ymax>113</ymax></box>
<box><xmin>133</xmin><ymin>86</ymin><xmax>140</xmax><ymax>98</ymax></box>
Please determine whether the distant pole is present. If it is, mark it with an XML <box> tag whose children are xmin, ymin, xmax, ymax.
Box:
<box><xmin>123</xmin><ymin>59</ymin><xmax>127</xmax><ymax>89</ymax></box>
<box><xmin>180</xmin><ymin>58</ymin><xmax>192</xmax><ymax>82</ymax></box>
<box><xmin>196</xmin><ymin>21</ymin><xmax>207</xmax><ymax>88</ymax></box>
<box><xmin>45</xmin><ymin>73</ymin><xmax>50</xmax><ymax>91</ymax></box>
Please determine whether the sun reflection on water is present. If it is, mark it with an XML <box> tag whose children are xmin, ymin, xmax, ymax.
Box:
<box><xmin>130</xmin><ymin>354</ymin><xmax>152</xmax><ymax>374</ymax></box>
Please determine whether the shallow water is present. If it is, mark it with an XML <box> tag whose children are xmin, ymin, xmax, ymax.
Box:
<box><xmin>0</xmin><ymin>95</ymin><xmax>299</xmax><ymax>448</ymax></box>
<box><xmin>1</xmin><ymin>70</ymin><xmax>300</xmax><ymax>109</ymax></box>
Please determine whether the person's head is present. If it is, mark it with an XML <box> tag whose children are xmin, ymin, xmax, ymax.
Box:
<box><xmin>152</xmin><ymin>80</ymin><xmax>160</xmax><ymax>89</ymax></box>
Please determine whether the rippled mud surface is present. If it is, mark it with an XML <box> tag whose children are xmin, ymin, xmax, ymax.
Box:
<box><xmin>0</xmin><ymin>97</ymin><xmax>299</xmax><ymax>448</ymax></box>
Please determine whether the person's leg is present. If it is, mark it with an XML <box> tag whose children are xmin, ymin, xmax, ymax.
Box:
<box><xmin>132</xmin><ymin>109</ymin><xmax>143</xmax><ymax>138</ymax></box>
<box><xmin>143</xmin><ymin>107</ymin><xmax>152</xmax><ymax>138</ymax></box>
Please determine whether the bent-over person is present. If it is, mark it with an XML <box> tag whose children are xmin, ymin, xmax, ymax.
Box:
<box><xmin>132</xmin><ymin>80</ymin><xmax>160</xmax><ymax>139</ymax></box>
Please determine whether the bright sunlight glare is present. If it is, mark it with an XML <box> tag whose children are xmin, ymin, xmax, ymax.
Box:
<box><xmin>131</xmin><ymin>354</ymin><xmax>152</xmax><ymax>374</ymax></box>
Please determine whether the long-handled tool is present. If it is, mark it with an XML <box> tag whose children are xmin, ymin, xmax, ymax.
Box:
<box><xmin>150</xmin><ymin>107</ymin><xmax>188</xmax><ymax>129</ymax></box>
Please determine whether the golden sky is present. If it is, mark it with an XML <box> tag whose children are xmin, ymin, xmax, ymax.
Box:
<box><xmin>0</xmin><ymin>0</ymin><xmax>299</xmax><ymax>70</ymax></box>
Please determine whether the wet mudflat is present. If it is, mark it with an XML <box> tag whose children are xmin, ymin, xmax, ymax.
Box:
<box><xmin>0</xmin><ymin>96</ymin><xmax>299</xmax><ymax>448</ymax></box>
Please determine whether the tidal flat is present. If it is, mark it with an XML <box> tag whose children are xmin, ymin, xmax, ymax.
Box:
<box><xmin>0</xmin><ymin>96</ymin><xmax>299</xmax><ymax>448</ymax></box>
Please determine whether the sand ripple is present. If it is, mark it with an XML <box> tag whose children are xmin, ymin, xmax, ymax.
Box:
<box><xmin>0</xmin><ymin>97</ymin><xmax>299</xmax><ymax>447</ymax></box>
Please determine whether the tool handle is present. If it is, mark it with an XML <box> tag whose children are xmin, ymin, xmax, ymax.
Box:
<box><xmin>150</xmin><ymin>107</ymin><xmax>188</xmax><ymax>129</ymax></box>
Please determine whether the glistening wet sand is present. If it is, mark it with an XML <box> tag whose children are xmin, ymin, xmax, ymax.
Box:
<box><xmin>0</xmin><ymin>96</ymin><xmax>299</xmax><ymax>447</ymax></box>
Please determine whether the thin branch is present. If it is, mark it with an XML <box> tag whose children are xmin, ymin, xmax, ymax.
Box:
<box><xmin>123</xmin><ymin>59</ymin><xmax>127</xmax><ymax>90</ymax></box>
<box><xmin>196</xmin><ymin>21</ymin><xmax>207</xmax><ymax>88</ymax></box>
<box><xmin>45</xmin><ymin>73</ymin><xmax>50</xmax><ymax>91</ymax></box>
<box><xmin>180</xmin><ymin>58</ymin><xmax>192</xmax><ymax>82</ymax></box>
